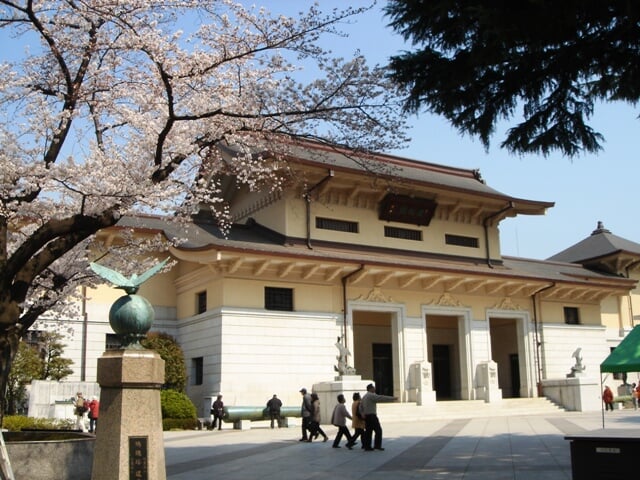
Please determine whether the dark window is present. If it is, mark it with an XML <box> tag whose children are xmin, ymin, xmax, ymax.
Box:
<box><xmin>564</xmin><ymin>307</ymin><xmax>580</xmax><ymax>325</ymax></box>
<box><xmin>379</xmin><ymin>194</ymin><xmax>437</xmax><ymax>226</ymax></box>
<box><xmin>265</xmin><ymin>287</ymin><xmax>294</xmax><ymax>311</ymax></box>
<box><xmin>192</xmin><ymin>357</ymin><xmax>203</xmax><ymax>385</ymax></box>
<box><xmin>445</xmin><ymin>234</ymin><xmax>479</xmax><ymax>248</ymax></box>
<box><xmin>196</xmin><ymin>291</ymin><xmax>207</xmax><ymax>314</ymax></box>
<box><xmin>24</xmin><ymin>330</ymin><xmax>45</xmax><ymax>347</ymax></box>
<box><xmin>384</xmin><ymin>226</ymin><xmax>422</xmax><ymax>241</ymax></box>
<box><xmin>610</xmin><ymin>347</ymin><xmax>622</xmax><ymax>380</ymax></box>
<box><xmin>106</xmin><ymin>333</ymin><xmax>122</xmax><ymax>350</ymax></box>
<box><xmin>316</xmin><ymin>217</ymin><xmax>359</xmax><ymax>233</ymax></box>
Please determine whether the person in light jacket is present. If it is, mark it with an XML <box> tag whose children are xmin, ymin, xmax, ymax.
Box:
<box><xmin>73</xmin><ymin>392</ymin><xmax>88</xmax><ymax>433</ymax></box>
<box><xmin>330</xmin><ymin>394</ymin><xmax>355</xmax><ymax>449</ymax></box>
<box><xmin>307</xmin><ymin>392</ymin><xmax>328</xmax><ymax>442</ymax></box>
<box><xmin>351</xmin><ymin>392</ymin><xmax>365</xmax><ymax>448</ymax></box>
<box><xmin>359</xmin><ymin>383</ymin><xmax>396</xmax><ymax>451</ymax></box>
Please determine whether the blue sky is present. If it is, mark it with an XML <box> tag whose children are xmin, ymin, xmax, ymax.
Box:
<box><xmin>257</xmin><ymin>1</ymin><xmax>640</xmax><ymax>261</ymax></box>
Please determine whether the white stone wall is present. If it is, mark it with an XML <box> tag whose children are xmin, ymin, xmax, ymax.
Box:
<box><xmin>539</xmin><ymin>324</ymin><xmax>608</xmax><ymax>379</ymax></box>
<box><xmin>181</xmin><ymin>307</ymin><xmax>343</xmax><ymax>414</ymax></box>
<box><xmin>28</xmin><ymin>380</ymin><xmax>100</xmax><ymax>420</ymax></box>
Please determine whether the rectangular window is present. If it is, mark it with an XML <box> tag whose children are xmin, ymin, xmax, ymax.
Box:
<box><xmin>105</xmin><ymin>333</ymin><xmax>122</xmax><ymax>350</ymax></box>
<box><xmin>378</xmin><ymin>193</ymin><xmax>437</xmax><ymax>226</ymax></box>
<box><xmin>610</xmin><ymin>347</ymin><xmax>622</xmax><ymax>380</ymax></box>
<box><xmin>265</xmin><ymin>287</ymin><xmax>294</xmax><ymax>311</ymax></box>
<box><xmin>445</xmin><ymin>234</ymin><xmax>479</xmax><ymax>248</ymax></box>
<box><xmin>24</xmin><ymin>330</ymin><xmax>45</xmax><ymax>347</ymax></box>
<box><xmin>192</xmin><ymin>357</ymin><xmax>203</xmax><ymax>385</ymax></box>
<box><xmin>564</xmin><ymin>307</ymin><xmax>580</xmax><ymax>325</ymax></box>
<box><xmin>196</xmin><ymin>291</ymin><xmax>207</xmax><ymax>314</ymax></box>
<box><xmin>384</xmin><ymin>226</ymin><xmax>422</xmax><ymax>241</ymax></box>
<box><xmin>315</xmin><ymin>217</ymin><xmax>359</xmax><ymax>233</ymax></box>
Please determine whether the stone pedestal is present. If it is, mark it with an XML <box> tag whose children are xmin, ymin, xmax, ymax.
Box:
<box><xmin>408</xmin><ymin>361</ymin><xmax>436</xmax><ymax>406</ymax></box>
<box><xmin>541</xmin><ymin>376</ymin><xmax>601</xmax><ymax>411</ymax></box>
<box><xmin>91</xmin><ymin>348</ymin><xmax>166</xmax><ymax>480</ymax></box>
<box><xmin>476</xmin><ymin>361</ymin><xmax>502</xmax><ymax>403</ymax></box>
<box><xmin>313</xmin><ymin>376</ymin><xmax>371</xmax><ymax>425</ymax></box>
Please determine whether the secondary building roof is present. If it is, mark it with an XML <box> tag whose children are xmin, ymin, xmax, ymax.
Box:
<box><xmin>547</xmin><ymin>221</ymin><xmax>640</xmax><ymax>274</ymax></box>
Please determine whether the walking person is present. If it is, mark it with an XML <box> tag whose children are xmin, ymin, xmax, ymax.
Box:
<box><xmin>603</xmin><ymin>385</ymin><xmax>614</xmax><ymax>411</ymax></box>
<box><xmin>308</xmin><ymin>392</ymin><xmax>328</xmax><ymax>442</ymax></box>
<box><xmin>330</xmin><ymin>394</ymin><xmax>355</xmax><ymax>449</ymax></box>
<box><xmin>351</xmin><ymin>392</ymin><xmax>365</xmax><ymax>448</ymax></box>
<box><xmin>266</xmin><ymin>394</ymin><xmax>283</xmax><ymax>428</ymax></box>
<box><xmin>73</xmin><ymin>392</ymin><xmax>88</xmax><ymax>432</ymax></box>
<box><xmin>299</xmin><ymin>388</ymin><xmax>313</xmax><ymax>441</ymax></box>
<box><xmin>88</xmin><ymin>395</ymin><xmax>100</xmax><ymax>434</ymax></box>
<box><xmin>210</xmin><ymin>394</ymin><xmax>224</xmax><ymax>430</ymax></box>
<box><xmin>632</xmin><ymin>383</ymin><xmax>639</xmax><ymax>410</ymax></box>
<box><xmin>359</xmin><ymin>383</ymin><xmax>396</xmax><ymax>451</ymax></box>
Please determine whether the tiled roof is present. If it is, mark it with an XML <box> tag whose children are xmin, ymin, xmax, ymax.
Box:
<box><xmin>219</xmin><ymin>140</ymin><xmax>554</xmax><ymax>213</ymax></box>
<box><xmin>547</xmin><ymin>222</ymin><xmax>640</xmax><ymax>263</ymax></box>
<box><xmin>115</xmin><ymin>216</ymin><xmax>633</xmax><ymax>289</ymax></box>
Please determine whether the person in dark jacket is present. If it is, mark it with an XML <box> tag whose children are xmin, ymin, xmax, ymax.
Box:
<box><xmin>210</xmin><ymin>394</ymin><xmax>224</xmax><ymax>430</ymax></box>
<box><xmin>266</xmin><ymin>394</ymin><xmax>283</xmax><ymax>428</ymax></box>
<box><xmin>299</xmin><ymin>388</ymin><xmax>313</xmax><ymax>441</ymax></box>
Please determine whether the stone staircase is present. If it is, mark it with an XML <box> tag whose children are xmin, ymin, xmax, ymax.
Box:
<box><xmin>377</xmin><ymin>397</ymin><xmax>565</xmax><ymax>422</ymax></box>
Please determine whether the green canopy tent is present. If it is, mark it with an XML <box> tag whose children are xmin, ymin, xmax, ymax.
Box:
<box><xmin>599</xmin><ymin>325</ymin><xmax>640</xmax><ymax>427</ymax></box>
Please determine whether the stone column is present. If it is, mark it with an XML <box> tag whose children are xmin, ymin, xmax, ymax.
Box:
<box><xmin>91</xmin><ymin>348</ymin><xmax>166</xmax><ymax>480</ymax></box>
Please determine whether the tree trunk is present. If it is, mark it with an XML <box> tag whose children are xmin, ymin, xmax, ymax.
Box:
<box><xmin>0</xmin><ymin>328</ymin><xmax>22</xmax><ymax>480</ymax></box>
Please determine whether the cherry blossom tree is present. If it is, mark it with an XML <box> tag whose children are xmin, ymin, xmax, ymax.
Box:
<box><xmin>0</xmin><ymin>0</ymin><xmax>407</xmax><ymax>444</ymax></box>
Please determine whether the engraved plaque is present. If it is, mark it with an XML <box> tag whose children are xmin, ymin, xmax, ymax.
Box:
<box><xmin>129</xmin><ymin>436</ymin><xmax>148</xmax><ymax>480</ymax></box>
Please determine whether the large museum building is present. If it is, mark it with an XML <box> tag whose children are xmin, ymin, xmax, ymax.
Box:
<box><xmin>49</xmin><ymin>141</ymin><xmax>640</xmax><ymax>416</ymax></box>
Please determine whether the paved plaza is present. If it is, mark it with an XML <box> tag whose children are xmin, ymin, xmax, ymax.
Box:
<box><xmin>163</xmin><ymin>408</ymin><xmax>640</xmax><ymax>480</ymax></box>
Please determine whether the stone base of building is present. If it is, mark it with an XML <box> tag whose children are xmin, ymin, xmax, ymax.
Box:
<box><xmin>541</xmin><ymin>376</ymin><xmax>601</xmax><ymax>411</ymax></box>
<box><xmin>313</xmin><ymin>376</ymin><xmax>371</xmax><ymax>425</ymax></box>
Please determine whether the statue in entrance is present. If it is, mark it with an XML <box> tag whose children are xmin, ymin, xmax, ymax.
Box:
<box><xmin>334</xmin><ymin>336</ymin><xmax>357</xmax><ymax>376</ymax></box>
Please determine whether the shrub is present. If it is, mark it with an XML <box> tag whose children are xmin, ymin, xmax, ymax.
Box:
<box><xmin>2</xmin><ymin>415</ymin><xmax>74</xmax><ymax>432</ymax></box>
<box><xmin>142</xmin><ymin>333</ymin><xmax>187</xmax><ymax>392</ymax></box>
<box><xmin>161</xmin><ymin>390</ymin><xmax>196</xmax><ymax>420</ymax></box>
<box><xmin>162</xmin><ymin>418</ymin><xmax>199</xmax><ymax>431</ymax></box>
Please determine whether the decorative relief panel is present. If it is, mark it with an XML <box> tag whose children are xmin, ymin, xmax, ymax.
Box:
<box><xmin>429</xmin><ymin>292</ymin><xmax>464</xmax><ymax>307</ymax></box>
<box><xmin>492</xmin><ymin>297</ymin><xmax>522</xmax><ymax>310</ymax></box>
<box><xmin>354</xmin><ymin>287</ymin><xmax>395</xmax><ymax>303</ymax></box>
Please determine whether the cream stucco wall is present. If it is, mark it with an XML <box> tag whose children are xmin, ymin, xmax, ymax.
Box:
<box><xmin>230</xmin><ymin>189</ymin><xmax>501</xmax><ymax>261</ymax></box>
<box><xmin>536</xmin><ymin>300</ymin><xmax>602</xmax><ymax>326</ymax></box>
